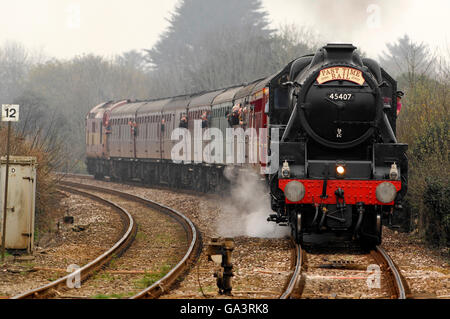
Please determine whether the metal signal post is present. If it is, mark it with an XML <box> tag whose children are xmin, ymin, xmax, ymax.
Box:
<box><xmin>1</xmin><ymin>104</ymin><xmax>19</xmax><ymax>262</ymax></box>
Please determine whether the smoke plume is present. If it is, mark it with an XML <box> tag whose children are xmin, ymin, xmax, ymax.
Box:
<box><xmin>216</xmin><ymin>168</ymin><xmax>290</xmax><ymax>238</ymax></box>
<box><xmin>290</xmin><ymin>0</ymin><xmax>411</xmax><ymax>58</ymax></box>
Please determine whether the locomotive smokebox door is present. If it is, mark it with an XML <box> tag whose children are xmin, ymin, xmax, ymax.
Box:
<box><xmin>0</xmin><ymin>156</ymin><xmax>37</xmax><ymax>253</ymax></box>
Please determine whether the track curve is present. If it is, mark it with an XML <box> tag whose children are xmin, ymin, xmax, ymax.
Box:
<box><xmin>12</xmin><ymin>185</ymin><xmax>136</xmax><ymax>299</ymax></box>
<box><xmin>60</xmin><ymin>181</ymin><xmax>202</xmax><ymax>299</ymax></box>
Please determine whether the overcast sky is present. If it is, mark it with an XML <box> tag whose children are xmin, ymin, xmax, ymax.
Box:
<box><xmin>1</xmin><ymin>0</ymin><xmax>449</xmax><ymax>60</ymax></box>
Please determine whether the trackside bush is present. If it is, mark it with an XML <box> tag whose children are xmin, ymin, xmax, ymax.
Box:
<box><xmin>423</xmin><ymin>178</ymin><xmax>450</xmax><ymax>246</ymax></box>
<box><xmin>397</xmin><ymin>71</ymin><xmax>449</xmax><ymax>248</ymax></box>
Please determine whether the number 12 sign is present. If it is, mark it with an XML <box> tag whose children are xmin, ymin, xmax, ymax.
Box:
<box><xmin>1</xmin><ymin>104</ymin><xmax>19</xmax><ymax>122</ymax></box>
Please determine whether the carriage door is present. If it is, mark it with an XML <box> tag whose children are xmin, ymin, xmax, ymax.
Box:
<box><xmin>103</xmin><ymin>112</ymin><xmax>110</xmax><ymax>156</ymax></box>
<box><xmin>159</xmin><ymin>114</ymin><xmax>164</xmax><ymax>160</ymax></box>
<box><xmin>133</xmin><ymin>114</ymin><xmax>137</xmax><ymax>159</ymax></box>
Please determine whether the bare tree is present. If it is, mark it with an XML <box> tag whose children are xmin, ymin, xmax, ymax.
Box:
<box><xmin>23</xmin><ymin>54</ymin><xmax>153</xmax><ymax>170</ymax></box>
<box><xmin>115</xmin><ymin>50</ymin><xmax>147</xmax><ymax>71</ymax></box>
<box><xmin>273</xmin><ymin>23</ymin><xmax>319</xmax><ymax>65</ymax></box>
<box><xmin>0</xmin><ymin>41</ymin><xmax>31</xmax><ymax>103</ymax></box>
<box><xmin>379</xmin><ymin>34</ymin><xmax>435</xmax><ymax>87</ymax></box>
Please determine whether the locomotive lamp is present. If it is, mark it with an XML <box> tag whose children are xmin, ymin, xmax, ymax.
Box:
<box><xmin>281</xmin><ymin>160</ymin><xmax>290</xmax><ymax>178</ymax></box>
<box><xmin>336</xmin><ymin>162</ymin><xmax>346</xmax><ymax>178</ymax></box>
<box><xmin>389</xmin><ymin>162</ymin><xmax>399</xmax><ymax>180</ymax></box>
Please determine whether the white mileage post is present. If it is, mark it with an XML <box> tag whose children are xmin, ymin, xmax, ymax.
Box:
<box><xmin>1</xmin><ymin>104</ymin><xmax>19</xmax><ymax>262</ymax></box>
<box><xmin>1</xmin><ymin>104</ymin><xmax>19</xmax><ymax>122</ymax></box>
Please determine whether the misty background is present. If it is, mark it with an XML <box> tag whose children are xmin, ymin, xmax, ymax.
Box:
<box><xmin>1</xmin><ymin>0</ymin><xmax>447</xmax><ymax>166</ymax></box>
<box><xmin>0</xmin><ymin>0</ymin><xmax>448</xmax><ymax>244</ymax></box>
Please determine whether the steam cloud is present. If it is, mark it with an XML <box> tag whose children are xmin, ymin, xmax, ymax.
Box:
<box><xmin>292</xmin><ymin>0</ymin><xmax>411</xmax><ymax>57</ymax></box>
<box><xmin>216</xmin><ymin>168</ymin><xmax>290</xmax><ymax>238</ymax></box>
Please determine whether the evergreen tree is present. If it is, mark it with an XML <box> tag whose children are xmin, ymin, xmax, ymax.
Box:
<box><xmin>144</xmin><ymin>0</ymin><xmax>279</xmax><ymax>95</ymax></box>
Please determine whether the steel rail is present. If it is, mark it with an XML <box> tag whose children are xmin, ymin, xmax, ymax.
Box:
<box><xmin>58</xmin><ymin>181</ymin><xmax>201</xmax><ymax>299</ymax></box>
<box><xmin>279</xmin><ymin>243</ymin><xmax>303</xmax><ymax>299</ymax></box>
<box><xmin>375</xmin><ymin>246</ymin><xmax>406</xmax><ymax>299</ymax></box>
<box><xmin>58</xmin><ymin>172</ymin><xmax>204</xmax><ymax>197</ymax></box>
<box><xmin>281</xmin><ymin>244</ymin><xmax>406</xmax><ymax>299</ymax></box>
<box><xmin>12</xmin><ymin>185</ymin><xmax>136</xmax><ymax>299</ymax></box>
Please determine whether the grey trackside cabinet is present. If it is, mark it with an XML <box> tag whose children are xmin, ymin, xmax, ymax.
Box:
<box><xmin>0</xmin><ymin>156</ymin><xmax>37</xmax><ymax>252</ymax></box>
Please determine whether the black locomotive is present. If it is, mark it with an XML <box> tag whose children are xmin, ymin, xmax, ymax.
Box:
<box><xmin>267</xmin><ymin>44</ymin><xmax>408</xmax><ymax>246</ymax></box>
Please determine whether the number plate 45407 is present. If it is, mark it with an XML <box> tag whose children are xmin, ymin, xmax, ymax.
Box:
<box><xmin>328</xmin><ymin>93</ymin><xmax>354</xmax><ymax>101</ymax></box>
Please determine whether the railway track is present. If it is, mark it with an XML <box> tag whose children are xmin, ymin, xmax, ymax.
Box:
<box><xmin>280</xmin><ymin>242</ymin><xmax>408</xmax><ymax>299</ymax></box>
<box><xmin>56</xmin><ymin>173</ymin><xmax>412</xmax><ymax>299</ymax></box>
<box><xmin>371</xmin><ymin>246</ymin><xmax>407</xmax><ymax>299</ymax></box>
<box><xmin>12</xmin><ymin>181</ymin><xmax>201</xmax><ymax>299</ymax></box>
<box><xmin>12</xmin><ymin>184</ymin><xmax>136</xmax><ymax>299</ymax></box>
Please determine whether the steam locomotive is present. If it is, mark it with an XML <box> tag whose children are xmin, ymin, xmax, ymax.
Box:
<box><xmin>86</xmin><ymin>44</ymin><xmax>408</xmax><ymax>246</ymax></box>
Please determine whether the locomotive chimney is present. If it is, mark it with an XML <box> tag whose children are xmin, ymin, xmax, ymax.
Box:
<box><xmin>324</xmin><ymin>43</ymin><xmax>357</xmax><ymax>62</ymax></box>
